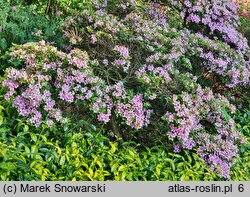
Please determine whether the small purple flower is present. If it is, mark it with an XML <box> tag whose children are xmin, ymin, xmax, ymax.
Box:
<box><xmin>97</xmin><ymin>112</ymin><xmax>110</xmax><ymax>122</ymax></box>
<box><xmin>46</xmin><ymin>119</ymin><xmax>54</xmax><ymax>127</ymax></box>
<box><xmin>113</xmin><ymin>45</ymin><xmax>129</xmax><ymax>58</ymax></box>
<box><xmin>173</xmin><ymin>143</ymin><xmax>181</xmax><ymax>153</ymax></box>
<box><xmin>56</xmin><ymin>11</ymin><xmax>61</xmax><ymax>16</ymax></box>
<box><xmin>65</xmin><ymin>45</ymin><xmax>72</xmax><ymax>51</ymax></box>
<box><xmin>114</xmin><ymin>59</ymin><xmax>126</xmax><ymax>66</ymax></box>
<box><xmin>91</xmin><ymin>34</ymin><xmax>97</xmax><ymax>43</ymax></box>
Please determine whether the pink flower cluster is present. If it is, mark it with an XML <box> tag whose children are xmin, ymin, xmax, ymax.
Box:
<box><xmin>135</xmin><ymin>64</ymin><xmax>172</xmax><ymax>84</ymax></box>
<box><xmin>113</xmin><ymin>45</ymin><xmax>131</xmax><ymax>72</ymax></box>
<box><xmin>171</xmin><ymin>30</ymin><xmax>250</xmax><ymax>87</ymax></box>
<box><xmin>170</xmin><ymin>0</ymin><xmax>249</xmax><ymax>53</ymax></box>
<box><xmin>64</xmin><ymin>3</ymin><xmax>248</xmax><ymax>88</ymax></box>
<box><xmin>2</xmin><ymin>41</ymin><xmax>150</xmax><ymax>129</ymax></box>
<box><xmin>164</xmin><ymin>85</ymin><xmax>240</xmax><ymax>178</ymax></box>
<box><xmin>117</xmin><ymin>94</ymin><xmax>151</xmax><ymax>129</ymax></box>
<box><xmin>113</xmin><ymin>45</ymin><xmax>129</xmax><ymax>58</ymax></box>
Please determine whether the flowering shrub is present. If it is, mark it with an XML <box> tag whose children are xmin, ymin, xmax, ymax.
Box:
<box><xmin>62</xmin><ymin>1</ymin><xmax>249</xmax><ymax>89</ymax></box>
<box><xmin>164</xmin><ymin>85</ymin><xmax>240</xmax><ymax>178</ymax></box>
<box><xmin>176</xmin><ymin>30</ymin><xmax>249</xmax><ymax>88</ymax></box>
<box><xmin>2</xmin><ymin>41</ymin><xmax>150</xmax><ymax>129</ymax></box>
<box><xmin>1</xmin><ymin>0</ymin><xmax>249</xmax><ymax>178</ymax></box>
<box><xmin>167</xmin><ymin>0</ymin><xmax>249</xmax><ymax>53</ymax></box>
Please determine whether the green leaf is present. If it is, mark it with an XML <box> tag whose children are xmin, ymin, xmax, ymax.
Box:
<box><xmin>25</xmin><ymin>146</ymin><xmax>30</xmax><ymax>155</ymax></box>
<box><xmin>89</xmin><ymin>124</ymin><xmax>96</xmax><ymax>131</ymax></box>
<box><xmin>0</xmin><ymin>105</ymin><xmax>4</xmax><ymax>113</ymax></box>
<box><xmin>128</xmin><ymin>150</ymin><xmax>135</xmax><ymax>158</ymax></box>
<box><xmin>156</xmin><ymin>164</ymin><xmax>162</xmax><ymax>175</ymax></box>
<box><xmin>180</xmin><ymin>174</ymin><xmax>187</xmax><ymax>181</ymax></box>
<box><xmin>40</xmin><ymin>135</ymin><xmax>47</xmax><ymax>142</ymax></box>
<box><xmin>30</xmin><ymin>133</ymin><xmax>37</xmax><ymax>142</ymax></box>
<box><xmin>31</xmin><ymin>145</ymin><xmax>38</xmax><ymax>154</ymax></box>
<box><xmin>110</xmin><ymin>142</ymin><xmax>117</xmax><ymax>153</ymax></box>
<box><xmin>121</xmin><ymin>171</ymin><xmax>127</xmax><ymax>180</ymax></box>
<box><xmin>72</xmin><ymin>142</ymin><xmax>77</xmax><ymax>148</ymax></box>
<box><xmin>165</xmin><ymin>158</ymin><xmax>175</xmax><ymax>171</ymax></box>
<box><xmin>0</xmin><ymin>38</ymin><xmax>7</xmax><ymax>50</ymax></box>
<box><xmin>30</xmin><ymin>161</ymin><xmax>37</xmax><ymax>168</ymax></box>
<box><xmin>59</xmin><ymin>156</ymin><xmax>66</xmax><ymax>166</ymax></box>
<box><xmin>221</xmin><ymin>108</ymin><xmax>230</xmax><ymax>122</ymax></box>
<box><xmin>177</xmin><ymin>162</ymin><xmax>184</xmax><ymax>170</ymax></box>
<box><xmin>96</xmin><ymin>160</ymin><xmax>102</xmax><ymax>168</ymax></box>
<box><xmin>118</xmin><ymin>165</ymin><xmax>126</xmax><ymax>172</ymax></box>
<box><xmin>0</xmin><ymin>115</ymin><xmax>3</xmax><ymax>126</ymax></box>
<box><xmin>24</xmin><ymin>125</ymin><xmax>29</xmax><ymax>132</ymax></box>
<box><xmin>35</xmin><ymin>154</ymin><xmax>43</xmax><ymax>160</ymax></box>
<box><xmin>111</xmin><ymin>163</ymin><xmax>118</xmax><ymax>172</ymax></box>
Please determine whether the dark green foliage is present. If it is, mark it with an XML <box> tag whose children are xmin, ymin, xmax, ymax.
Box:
<box><xmin>230</xmin><ymin>110</ymin><xmax>250</xmax><ymax>180</ymax></box>
<box><xmin>0</xmin><ymin>0</ymin><xmax>64</xmax><ymax>55</ymax></box>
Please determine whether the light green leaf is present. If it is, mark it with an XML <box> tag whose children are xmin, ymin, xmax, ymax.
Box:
<box><xmin>25</xmin><ymin>146</ymin><xmax>30</xmax><ymax>155</ymax></box>
<box><xmin>23</xmin><ymin>125</ymin><xmax>29</xmax><ymax>132</ymax></box>
<box><xmin>60</xmin><ymin>156</ymin><xmax>66</xmax><ymax>166</ymax></box>
<box><xmin>0</xmin><ymin>115</ymin><xmax>3</xmax><ymax>126</ymax></box>
<box><xmin>118</xmin><ymin>165</ymin><xmax>126</xmax><ymax>172</ymax></box>
<box><xmin>156</xmin><ymin>164</ymin><xmax>162</xmax><ymax>175</ymax></box>
<box><xmin>111</xmin><ymin>163</ymin><xmax>118</xmax><ymax>172</ymax></box>
<box><xmin>30</xmin><ymin>133</ymin><xmax>37</xmax><ymax>142</ymax></box>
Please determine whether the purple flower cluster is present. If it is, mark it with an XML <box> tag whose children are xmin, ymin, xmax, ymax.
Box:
<box><xmin>64</xmin><ymin>4</ymin><xmax>249</xmax><ymax>88</ymax></box>
<box><xmin>164</xmin><ymin>85</ymin><xmax>241</xmax><ymax>178</ymax></box>
<box><xmin>135</xmin><ymin>64</ymin><xmax>172</xmax><ymax>85</ymax></box>
<box><xmin>174</xmin><ymin>30</ymin><xmax>250</xmax><ymax>87</ymax></box>
<box><xmin>116</xmin><ymin>94</ymin><xmax>151</xmax><ymax>129</ymax></box>
<box><xmin>146</xmin><ymin>2</ymin><xmax>168</xmax><ymax>26</ymax></box>
<box><xmin>59</xmin><ymin>3</ymin><xmax>248</xmax><ymax>178</ymax></box>
<box><xmin>170</xmin><ymin>0</ymin><xmax>249</xmax><ymax>53</ymax></box>
<box><xmin>3</xmin><ymin>41</ymin><xmax>150</xmax><ymax>129</ymax></box>
<box><xmin>92</xmin><ymin>82</ymin><xmax>151</xmax><ymax>128</ymax></box>
<box><xmin>113</xmin><ymin>45</ymin><xmax>129</xmax><ymax>59</ymax></box>
<box><xmin>113</xmin><ymin>45</ymin><xmax>131</xmax><ymax>72</ymax></box>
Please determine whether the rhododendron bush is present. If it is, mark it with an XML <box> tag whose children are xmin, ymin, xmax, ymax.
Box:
<box><xmin>3</xmin><ymin>41</ymin><xmax>151</xmax><ymax>129</ymax></box>
<box><xmin>1</xmin><ymin>0</ymin><xmax>249</xmax><ymax>178</ymax></box>
<box><xmin>167</xmin><ymin>0</ymin><xmax>249</xmax><ymax>52</ymax></box>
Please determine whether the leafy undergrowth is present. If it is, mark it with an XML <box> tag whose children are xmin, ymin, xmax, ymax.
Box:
<box><xmin>0</xmin><ymin>97</ymin><xmax>249</xmax><ymax>181</ymax></box>
<box><xmin>230</xmin><ymin>110</ymin><xmax>250</xmax><ymax>180</ymax></box>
